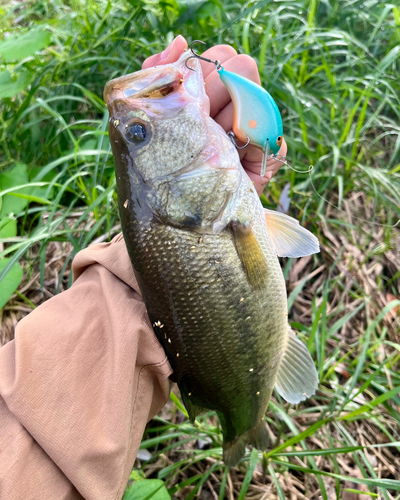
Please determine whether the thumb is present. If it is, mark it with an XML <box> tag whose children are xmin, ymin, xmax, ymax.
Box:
<box><xmin>142</xmin><ymin>35</ymin><xmax>188</xmax><ymax>69</ymax></box>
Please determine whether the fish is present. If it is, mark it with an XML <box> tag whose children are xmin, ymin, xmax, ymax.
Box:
<box><xmin>104</xmin><ymin>53</ymin><xmax>319</xmax><ymax>467</ymax></box>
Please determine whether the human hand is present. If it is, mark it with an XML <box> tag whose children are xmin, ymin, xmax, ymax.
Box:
<box><xmin>142</xmin><ymin>35</ymin><xmax>287</xmax><ymax>196</ymax></box>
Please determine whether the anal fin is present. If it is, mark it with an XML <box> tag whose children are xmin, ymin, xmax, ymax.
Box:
<box><xmin>231</xmin><ymin>222</ymin><xmax>268</xmax><ymax>289</ymax></box>
<box><xmin>275</xmin><ymin>327</ymin><xmax>319</xmax><ymax>404</ymax></box>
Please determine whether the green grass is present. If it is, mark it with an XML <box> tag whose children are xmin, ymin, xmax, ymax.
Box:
<box><xmin>1</xmin><ymin>0</ymin><xmax>400</xmax><ymax>498</ymax></box>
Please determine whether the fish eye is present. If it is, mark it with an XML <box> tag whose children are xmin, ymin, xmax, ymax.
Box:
<box><xmin>276</xmin><ymin>136</ymin><xmax>283</xmax><ymax>147</ymax></box>
<box><xmin>126</xmin><ymin>122</ymin><xmax>146</xmax><ymax>142</ymax></box>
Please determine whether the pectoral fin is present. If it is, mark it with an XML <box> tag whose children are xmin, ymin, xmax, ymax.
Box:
<box><xmin>231</xmin><ymin>222</ymin><xmax>268</xmax><ymax>289</ymax></box>
<box><xmin>264</xmin><ymin>209</ymin><xmax>320</xmax><ymax>258</ymax></box>
<box><xmin>275</xmin><ymin>328</ymin><xmax>319</xmax><ymax>404</ymax></box>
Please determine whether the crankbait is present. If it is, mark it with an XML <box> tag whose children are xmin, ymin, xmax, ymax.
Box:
<box><xmin>186</xmin><ymin>40</ymin><xmax>284</xmax><ymax>177</ymax></box>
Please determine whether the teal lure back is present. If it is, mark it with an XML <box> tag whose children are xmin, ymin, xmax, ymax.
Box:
<box><xmin>218</xmin><ymin>67</ymin><xmax>283</xmax><ymax>158</ymax></box>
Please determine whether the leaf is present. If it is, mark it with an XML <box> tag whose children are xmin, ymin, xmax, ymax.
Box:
<box><xmin>287</xmin><ymin>275</ymin><xmax>308</xmax><ymax>311</ymax></box>
<box><xmin>0</xmin><ymin>258</ymin><xmax>23</xmax><ymax>310</ymax></box>
<box><xmin>169</xmin><ymin>391</ymin><xmax>189</xmax><ymax>418</ymax></box>
<box><xmin>264</xmin><ymin>417</ymin><xmax>332</xmax><ymax>458</ymax></box>
<box><xmin>0</xmin><ymin>70</ymin><xmax>32</xmax><ymax>98</ymax></box>
<box><xmin>238</xmin><ymin>448</ymin><xmax>259</xmax><ymax>500</ymax></box>
<box><xmin>0</xmin><ymin>28</ymin><xmax>51</xmax><ymax>62</ymax></box>
<box><xmin>123</xmin><ymin>479</ymin><xmax>171</xmax><ymax>500</ymax></box>
<box><xmin>278</xmin><ymin>442</ymin><xmax>400</xmax><ymax>457</ymax></box>
<box><xmin>0</xmin><ymin>216</ymin><xmax>17</xmax><ymax>238</ymax></box>
<box><xmin>128</xmin><ymin>468</ymin><xmax>146</xmax><ymax>481</ymax></box>
<box><xmin>339</xmin><ymin>385</ymin><xmax>400</xmax><ymax>421</ymax></box>
<box><xmin>0</xmin><ymin>164</ymin><xmax>29</xmax><ymax>217</ymax></box>
<box><xmin>272</xmin><ymin>460</ymin><xmax>400</xmax><ymax>491</ymax></box>
<box><xmin>268</xmin><ymin>465</ymin><xmax>286</xmax><ymax>500</ymax></box>
<box><xmin>0</xmin><ymin>164</ymin><xmax>49</xmax><ymax>218</ymax></box>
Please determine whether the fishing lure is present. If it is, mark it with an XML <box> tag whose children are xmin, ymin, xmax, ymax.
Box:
<box><xmin>186</xmin><ymin>40</ymin><xmax>284</xmax><ymax>177</ymax></box>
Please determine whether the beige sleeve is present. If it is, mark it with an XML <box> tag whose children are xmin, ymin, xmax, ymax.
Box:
<box><xmin>0</xmin><ymin>235</ymin><xmax>172</xmax><ymax>500</ymax></box>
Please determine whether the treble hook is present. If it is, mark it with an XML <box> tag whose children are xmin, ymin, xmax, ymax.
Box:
<box><xmin>185</xmin><ymin>40</ymin><xmax>222</xmax><ymax>72</ymax></box>
<box><xmin>227</xmin><ymin>131</ymin><xmax>250</xmax><ymax>150</ymax></box>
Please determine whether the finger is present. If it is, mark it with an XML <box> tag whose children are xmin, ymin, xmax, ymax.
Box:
<box><xmin>245</xmin><ymin>158</ymin><xmax>282</xmax><ymax>196</ymax></box>
<box><xmin>204</xmin><ymin>54</ymin><xmax>260</xmax><ymax>118</ymax></box>
<box><xmin>242</xmin><ymin>138</ymin><xmax>287</xmax><ymax>176</ymax></box>
<box><xmin>197</xmin><ymin>45</ymin><xmax>237</xmax><ymax>79</ymax></box>
<box><xmin>212</xmin><ymin>100</ymin><xmax>234</xmax><ymax>132</ymax></box>
<box><xmin>244</xmin><ymin>138</ymin><xmax>288</xmax><ymax>195</ymax></box>
<box><xmin>142</xmin><ymin>35</ymin><xmax>188</xmax><ymax>69</ymax></box>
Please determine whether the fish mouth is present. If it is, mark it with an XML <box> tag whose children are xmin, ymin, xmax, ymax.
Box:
<box><xmin>104</xmin><ymin>53</ymin><xmax>210</xmax><ymax>117</ymax></box>
<box><xmin>104</xmin><ymin>65</ymin><xmax>184</xmax><ymax>107</ymax></box>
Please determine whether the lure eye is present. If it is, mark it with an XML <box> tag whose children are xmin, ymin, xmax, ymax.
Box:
<box><xmin>276</xmin><ymin>136</ymin><xmax>283</xmax><ymax>147</ymax></box>
<box><xmin>126</xmin><ymin>122</ymin><xmax>146</xmax><ymax>142</ymax></box>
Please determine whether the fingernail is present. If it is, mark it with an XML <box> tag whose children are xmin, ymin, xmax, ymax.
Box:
<box><xmin>160</xmin><ymin>35</ymin><xmax>183</xmax><ymax>60</ymax></box>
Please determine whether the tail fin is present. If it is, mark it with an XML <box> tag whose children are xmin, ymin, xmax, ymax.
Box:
<box><xmin>223</xmin><ymin>420</ymin><xmax>268</xmax><ymax>467</ymax></box>
<box><xmin>223</xmin><ymin>436</ymin><xmax>246</xmax><ymax>468</ymax></box>
<box><xmin>247</xmin><ymin>419</ymin><xmax>269</xmax><ymax>450</ymax></box>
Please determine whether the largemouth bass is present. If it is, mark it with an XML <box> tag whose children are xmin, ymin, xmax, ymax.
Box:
<box><xmin>104</xmin><ymin>53</ymin><xmax>319</xmax><ymax>466</ymax></box>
